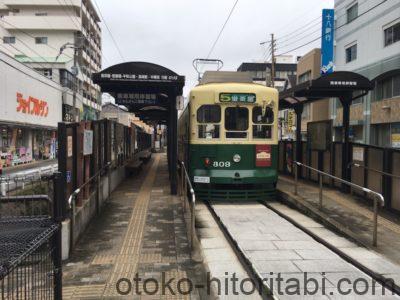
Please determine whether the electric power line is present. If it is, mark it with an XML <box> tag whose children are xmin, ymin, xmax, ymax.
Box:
<box><xmin>93</xmin><ymin>0</ymin><xmax>125</xmax><ymax>62</ymax></box>
<box><xmin>206</xmin><ymin>0</ymin><xmax>239</xmax><ymax>59</ymax></box>
<box><xmin>0</xmin><ymin>18</ymin><xmax>73</xmax><ymax>60</ymax></box>
<box><xmin>276</xmin><ymin>0</ymin><xmax>389</xmax><ymax>56</ymax></box>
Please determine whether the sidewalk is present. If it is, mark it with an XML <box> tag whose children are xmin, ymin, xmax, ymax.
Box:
<box><xmin>62</xmin><ymin>153</ymin><xmax>206</xmax><ymax>299</ymax></box>
<box><xmin>277</xmin><ymin>175</ymin><xmax>400</xmax><ymax>286</ymax></box>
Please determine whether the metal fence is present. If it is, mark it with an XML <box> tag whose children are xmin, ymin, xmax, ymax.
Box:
<box><xmin>0</xmin><ymin>173</ymin><xmax>62</xmax><ymax>300</ymax></box>
<box><xmin>58</xmin><ymin>119</ymin><xmax>151</xmax><ymax>218</ymax></box>
<box><xmin>279</xmin><ymin>140</ymin><xmax>400</xmax><ymax>212</ymax></box>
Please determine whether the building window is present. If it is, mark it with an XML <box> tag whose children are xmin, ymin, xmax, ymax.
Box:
<box><xmin>345</xmin><ymin>44</ymin><xmax>357</xmax><ymax>63</ymax></box>
<box><xmin>35</xmin><ymin>68</ymin><xmax>52</xmax><ymax>79</ymax></box>
<box><xmin>347</xmin><ymin>3</ymin><xmax>358</xmax><ymax>23</ymax></box>
<box><xmin>298</xmin><ymin>70</ymin><xmax>311</xmax><ymax>83</ymax></box>
<box><xmin>373</xmin><ymin>74</ymin><xmax>400</xmax><ymax>101</ymax></box>
<box><xmin>302</xmin><ymin>104</ymin><xmax>310</xmax><ymax>120</ymax></box>
<box><xmin>3</xmin><ymin>36</ymin><xmax>16</xmax><ymax>44</ymax></box>
<box><xmin>35</xmin><ymin>37</ymin><xmax>48</xmax><ymax>44</ymax></box>
<box><xmin>384</xmin><ymin>22</ymin><xmax>400</xmax><ymax>47</ymax></box>
<box><xmin>35</xmin><ymin>12</ymin><xmax>48</xmax><ymax>16</ymax></box>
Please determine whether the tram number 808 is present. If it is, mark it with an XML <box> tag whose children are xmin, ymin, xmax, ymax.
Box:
<box><xmin>213</xmin><ymin>161</ymin><xmax>231</xmax><ymax>168</ymax></box>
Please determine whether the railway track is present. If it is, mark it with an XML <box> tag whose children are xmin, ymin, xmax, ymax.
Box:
<box><xmin>205</xmin><ymin>200</ymin><xmax>400</xmax><ymax>299</ymax></box>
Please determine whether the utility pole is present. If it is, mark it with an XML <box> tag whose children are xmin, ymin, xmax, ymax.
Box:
<box><xmin>270</xmin><ymin>33</ymin><xmax>276</xmax><ymax>88</ymax></box>
<box><xmin>56</xmin><ymin>42</ymin><xmax>81</xmax><ymax>122</ymax></box>
<box><xmin>72</xmin><ymin>46</ymin><xmax>79</xmax><ymax>121</ymax></box>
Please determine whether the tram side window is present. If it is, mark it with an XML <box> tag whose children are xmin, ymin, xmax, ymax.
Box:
<box><xmin>225</xmin><ymin>107</ymin><xmax>248</xmax><ymax>138</ymax></box>
<box><xmin>253</xmin><ymin>106</ymin><xmax>273</xmax><ymax>139</ymax></box>
<box><xmin>197</xmin><ymin>105</ymin><xmax>221</xmax><ymax>139</ymax></box>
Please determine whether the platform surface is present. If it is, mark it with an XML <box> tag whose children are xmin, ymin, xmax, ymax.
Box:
<box><xmin>62</xmin><ymin>153</ymin><xmax>203</xmax><ymax>299</ymax></box>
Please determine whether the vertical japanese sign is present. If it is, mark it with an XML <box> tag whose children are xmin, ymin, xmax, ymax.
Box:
<box><xmin>321</xmin><ymin>9</ymin><xmax>335</xmax><ymax>75</ymax></box>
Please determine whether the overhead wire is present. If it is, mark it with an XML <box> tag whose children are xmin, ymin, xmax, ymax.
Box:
<box><xmin>93</xmin><ymin>0</ymin><xmax>125</xmax><ymax>62</ymax></box>
<box><xmin>275</xmin><ymin>0</ymin><xmax>389</xmax><ymax>56</ymax></box>
<box><xmin>205</xmin><ymin>0</ymin><xmax>239</xmax><ymax>59</ymax></box>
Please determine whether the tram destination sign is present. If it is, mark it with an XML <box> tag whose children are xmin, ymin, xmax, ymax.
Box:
<box><xmin>219</xmin><ymin>93</ymin><xmax>256</xmax><ymax>103</ymax></box>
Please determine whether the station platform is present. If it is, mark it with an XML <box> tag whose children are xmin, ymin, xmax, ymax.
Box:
<box><xmin>62</xmin><ymin>153</ymin><xmax>204</xmax><ymax>299</ymax></box>
<box><xmin>277</xmin><ymin>175</ymin><xmax>400</xmax><ymax>287</ymax></box>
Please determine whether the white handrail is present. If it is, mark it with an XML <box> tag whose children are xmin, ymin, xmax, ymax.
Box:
<box><xmin>293</xmin><ymin>161</ymin><xmax>384</xmax><ymax>247</ymax></box>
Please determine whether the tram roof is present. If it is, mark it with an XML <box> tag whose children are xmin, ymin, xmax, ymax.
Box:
<box><xmin>191</xmin><ymin>82</ymin><xmax>278</xmax><ymax>95</ymax></box>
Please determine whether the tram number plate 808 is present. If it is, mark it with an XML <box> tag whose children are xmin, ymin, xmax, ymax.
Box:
<box><xmin>194</xmin><ymin>176</ymin><xmax>210</xmax><ymax>183</ymax></box>
<box><xmin>213</xmin><ymin>161</ymin><xmax>231</xmax><ymax>168</ymax></box>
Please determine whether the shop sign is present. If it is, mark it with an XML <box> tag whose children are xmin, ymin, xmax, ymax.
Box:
<box><xmin>352</xmin><ymin>147</ymin><xmax>364</xmax><ymax>162</ymax></box>
<box><xmin>16</xmin><ymin>93</ymin><xmax>48</xmax><ymax>117</ymax></box>
<box><xmin>83</xmin><ymin>130</ymin><xmax>93</xmax><ymax>155</ymax></box>
<box><xmin>392</xmin><ymin>134</ymin><xmax>400</xmax><ymax>148</ymax></box>
<box><xmin>287</xmin><ymin>110</ymin><xmax>295</xmax><ymax>133</ymax></box>
<box><xmin>67</xmin><ymin>136</ymin><xmax>73</xmax><ymax>157</ymax></box>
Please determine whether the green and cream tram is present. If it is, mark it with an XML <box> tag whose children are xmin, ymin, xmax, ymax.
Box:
<box><xmin>178</xmin><ymin>82</ymin><xmax>279</xmax><ymax>201</ymax></box>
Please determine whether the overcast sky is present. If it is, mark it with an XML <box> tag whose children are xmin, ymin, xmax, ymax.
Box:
<box><xmin>96</xmin><ymin>0</ymin><xmax>334</xmax><ymax>96</ymax></box>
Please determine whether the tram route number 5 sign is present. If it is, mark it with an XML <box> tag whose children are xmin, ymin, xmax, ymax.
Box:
<box><xmin>83</xmin><ymin>130</ymin><xmax>93</xmax><ymax>156</ymax></box>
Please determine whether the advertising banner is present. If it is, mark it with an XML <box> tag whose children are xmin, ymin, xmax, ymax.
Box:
<box><xmin>321</xmin><ymin>9</ymin><xmax>335</xmax><ymax>75</ymax></box>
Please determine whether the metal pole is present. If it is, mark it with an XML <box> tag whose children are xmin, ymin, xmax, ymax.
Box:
<box><xmin>191</xmin><ymin>192</ymin><xmax>195</xmax><ymax>250</ymax></box>
<box><xmin>294</xmin><ymin>163</ymin><xmax>298</xmax><ymax>195</ymax></box>
<box><xmin>96</xmin><ymin>173</ymin><xmax>101</xmax><ymax>215</ymax></box>
<box><xmin>270</xmin><ymin>33</ymin><xmax>276</xmax><ymax>88</ymax></box>
<box><xmin>52</xmin><ymin>172</ymin><xmax>63</xmax><ymax>300</ymax></box>
<box><xmin>108</xmin><ymin>163</ymin><xmax>111</xmax><ymax>200</ymax></box>
<box><xmin>373</xmin><ymin>197</ymin><xmax>378</xmax><ymax>247</ymax></box>
<box><xmin>319</xmin><ymin>173</ymin><xmax>323</xmax><ymax>209</ymax></box>
<box><xmin>73</xmin><ymin>47</ymin><xmax>78</xmax><ymax>122</ymax></box>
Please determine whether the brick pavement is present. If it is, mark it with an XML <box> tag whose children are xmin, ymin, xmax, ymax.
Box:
<box><xmin>62</xmin><ymin>153</ymin><xmax>206</xmax><ymax>299</ymax></box>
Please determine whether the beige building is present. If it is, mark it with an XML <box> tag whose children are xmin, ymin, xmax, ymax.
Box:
<box><xmin>279</xmin><ymin>48</ymin><xmax>331</xmax><ymax>140</ymax></box>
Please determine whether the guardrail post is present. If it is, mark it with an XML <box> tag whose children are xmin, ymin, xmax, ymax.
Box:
<box><xmin>294</xmin><ymin>163</ymin><xmax>298</xmax><ymax>196</ymax></box>
<box><xmin>52</xmin><ymin>172</ymin><xmax>63</xmax><ymax>300</ymax></box>
<box><xmin>108</xmin><ymin>162</ymin><xmax>111</xmax><ymax>200</ymax></box>
<box><xmin>319</xmin><ymin>173</ymin><xmax>323</xmax><ymax>209</ymax></box>
<box><xmin>191</xmin><ymin>192</ymin><xmax>195</xmax><ymax>251</ymax></box>
<box><xmin>373</xmin><ymin>197</ymin><xmax>378</xmax><ymax>247</ymax></box>
<box><xmin>96</xmin><ymin>173</ymin><xmax>101</xmax><ymax>215</ymax></box>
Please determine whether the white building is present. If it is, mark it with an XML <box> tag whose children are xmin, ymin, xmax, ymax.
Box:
<box><xmin>0</xmin><ymin>0</ymin><xmax>102</xmax><ymax>121</ymax></box>
<box><xmin>0</xmin><ymin>50</ymin><xmax>63</xmax><ymax>170</ymax></box>
<box><xmin>333</xmin><ymin>0</ymin><xmax>400</xmax><ymax>147</ymax></box>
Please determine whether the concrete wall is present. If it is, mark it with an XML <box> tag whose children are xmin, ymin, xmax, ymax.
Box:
<box><xmin>62</xmin><ymin>165</ymin><xmax>128</xmax><ymax>260</ymax></box>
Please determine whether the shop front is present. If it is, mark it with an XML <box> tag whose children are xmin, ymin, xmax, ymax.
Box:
<box><xmin>0</xmin><ymin>51</ymin><xmax>62</xmax><ymax>171</ymax></box>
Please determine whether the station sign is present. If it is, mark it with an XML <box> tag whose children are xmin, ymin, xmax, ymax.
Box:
<box><xmin>321</xmin><ymin>9</ymin><xmax>335</xmax><ymax>75</ymax></box>
<box><xmin>97</xmin><ymin>73</ymin><xmax>181</xmax><ymax>82</ymax></box>
<box><xmin>115</xmin><ymin>93</ymin><xmax>159</xmax><ymax>105</ymax></box>
<box><xmin>219</xmin><ymin>93</ymin><xmax>256</xmax><ymax>103</ymax></box>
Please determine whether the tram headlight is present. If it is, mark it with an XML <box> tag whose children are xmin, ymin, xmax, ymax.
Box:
<box><xmin>233</xmin><ymin>154</ymin><xmax>241</xmax><ymax>163</ymax></box>
<box><xmin>204</xmin><ymin>157</ymin><xmax>211</xmax><ymax>167</ymax></box>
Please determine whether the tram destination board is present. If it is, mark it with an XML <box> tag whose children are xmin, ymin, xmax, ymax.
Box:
<box><xmin>219</xmin><ymin>93</ymin><xmax>256</xmax><ymax>103</ymax></box>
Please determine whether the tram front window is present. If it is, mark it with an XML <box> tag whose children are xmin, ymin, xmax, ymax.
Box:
<box><xmin>253</xmin><ymin>106</ymin><xmax>273</xmax><ymax>139</ymax></box>
<box><xmin>225</xmin><ymin>107</ymin><xmax>248</xmax><ymax>138</ymax></box>
<box><xmin>197</xmin><ymin>105</ymin><xmax>220</xmax><ymax>139</ymax></box>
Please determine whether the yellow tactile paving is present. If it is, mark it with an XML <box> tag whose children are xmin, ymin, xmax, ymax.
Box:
<box><xmin>103</xmin><ymin>155</ymin><xmax>160</xmax><ymax>297</ymax></box>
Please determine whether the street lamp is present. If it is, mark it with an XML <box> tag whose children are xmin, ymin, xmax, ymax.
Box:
<box><xmin>56</xmin><ymin>42</ymin><xmax>82</xmax><ymax>122</ymax></box>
